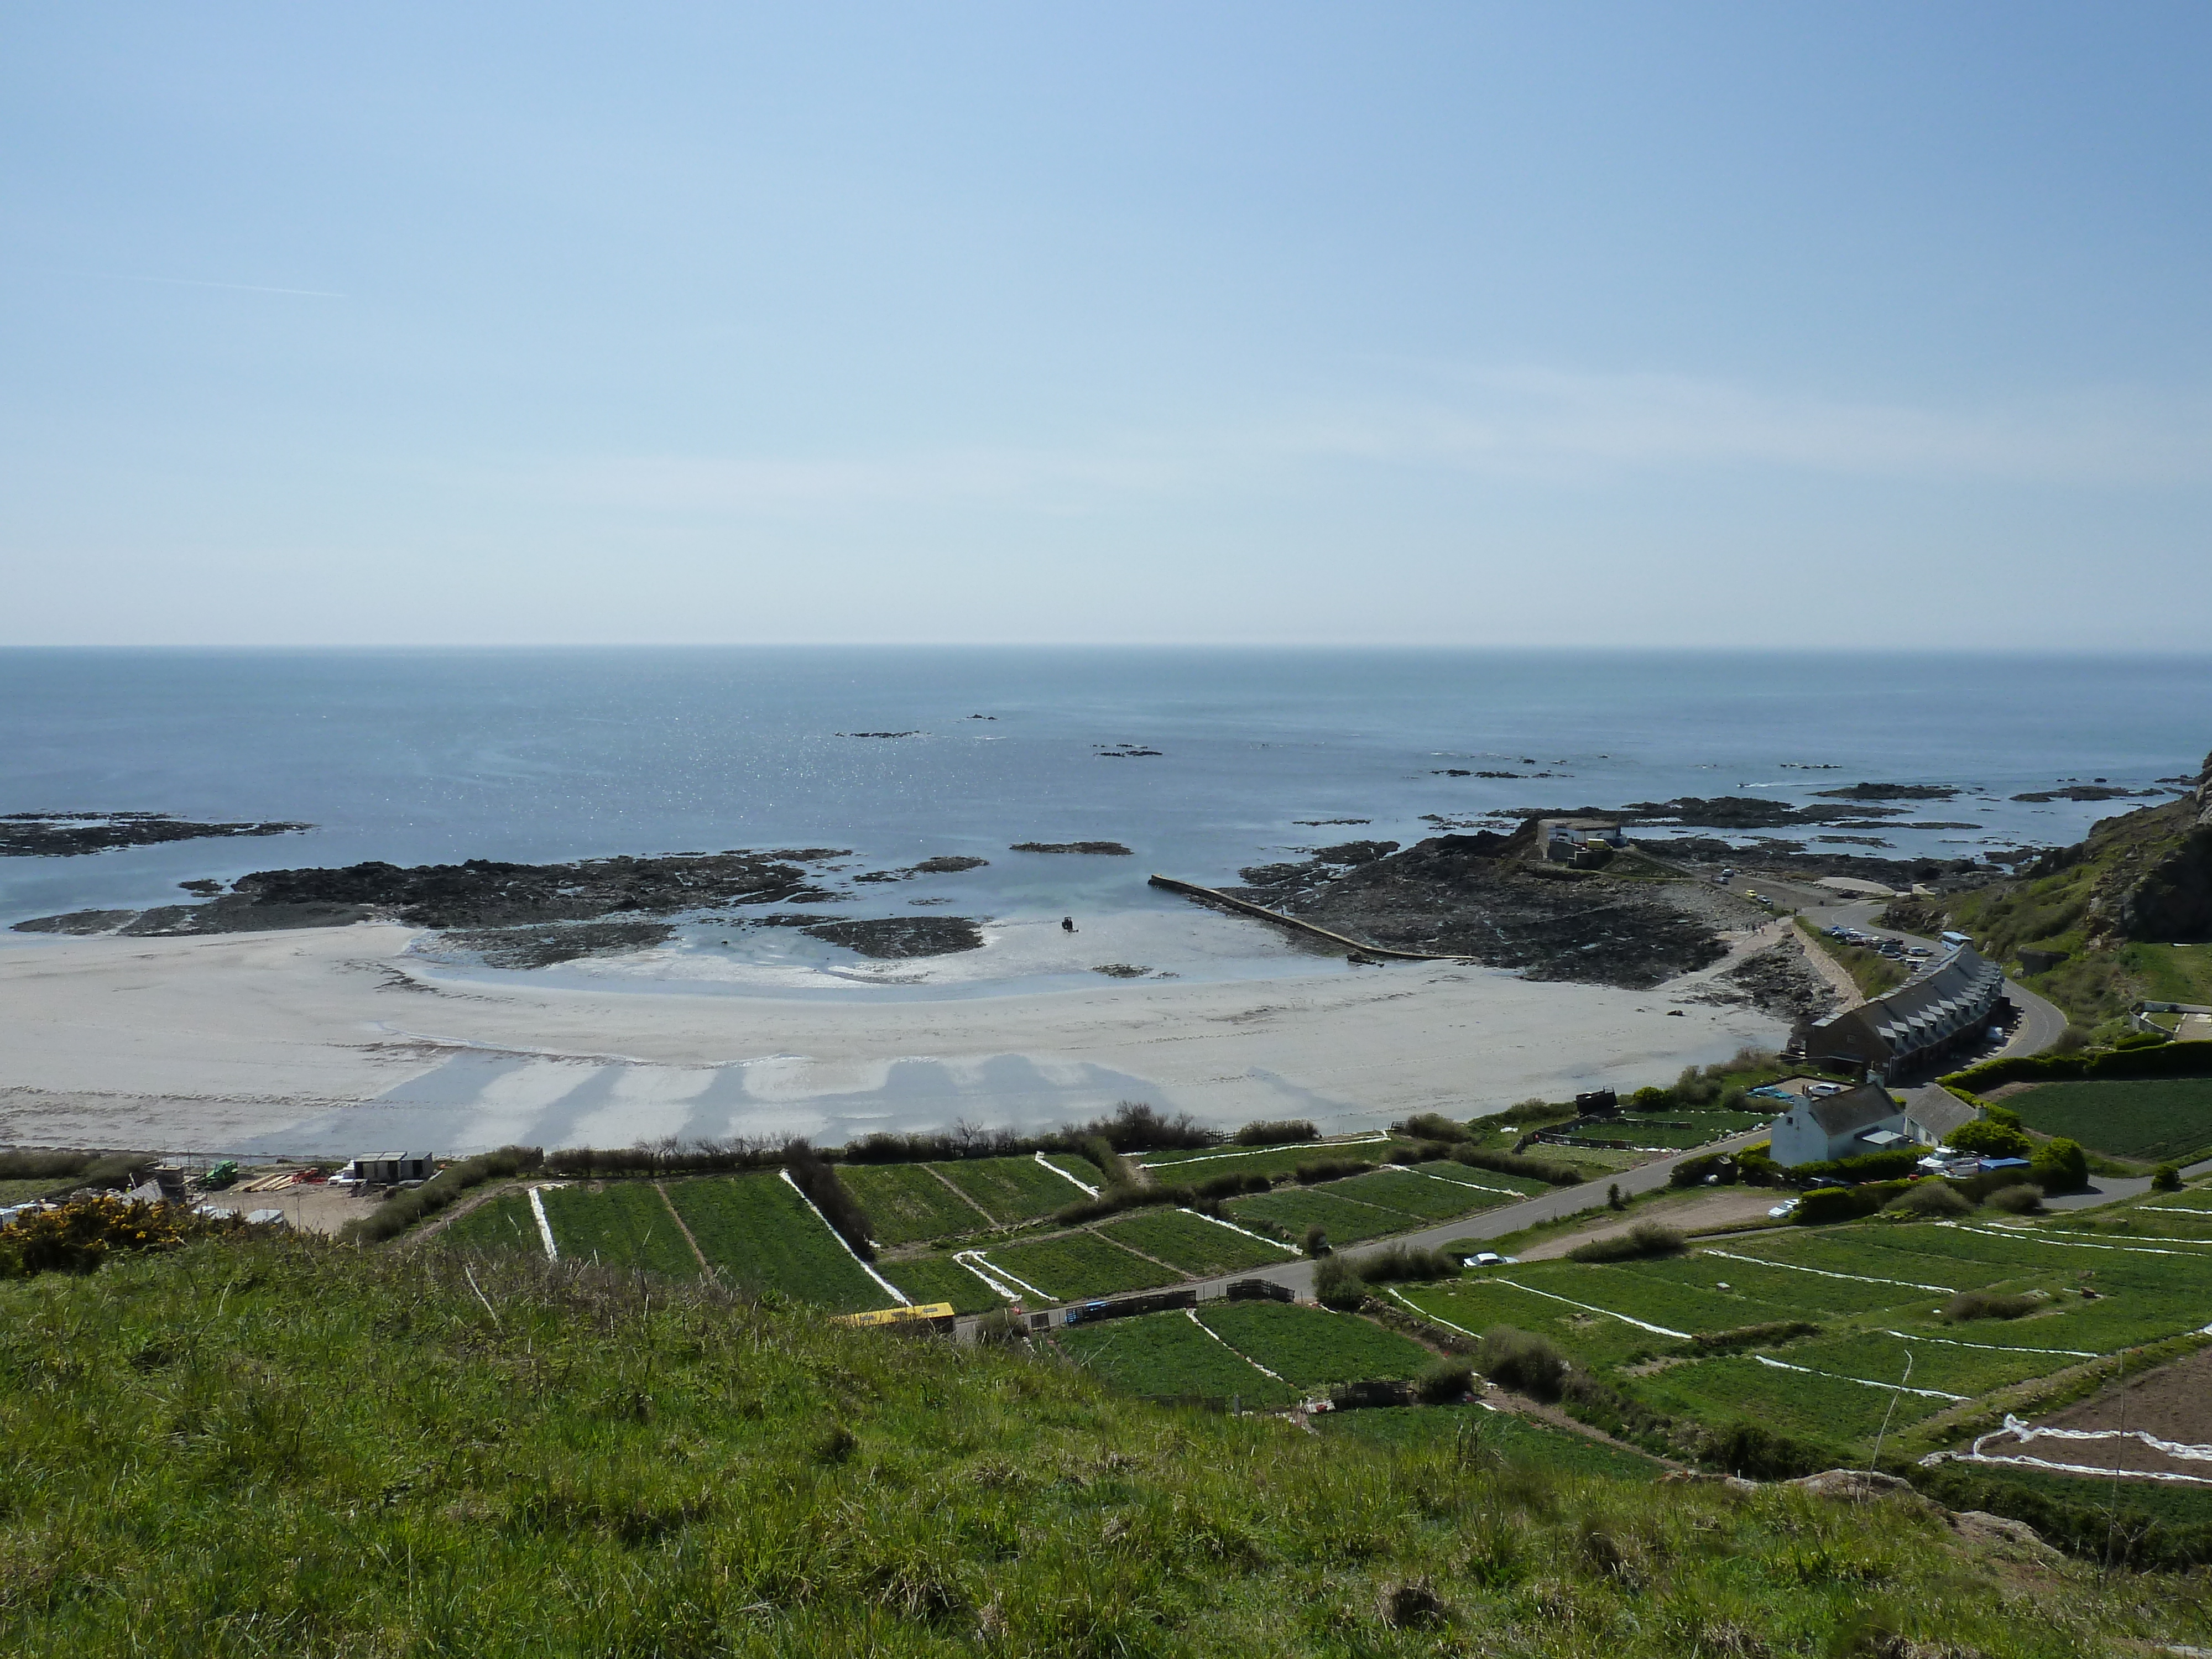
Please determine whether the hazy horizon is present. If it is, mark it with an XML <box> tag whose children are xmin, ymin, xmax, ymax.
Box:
<box><xmin>7</xmin><ymin>4</ymin><xmax>2210</xmax><ymax>650</ymax></box>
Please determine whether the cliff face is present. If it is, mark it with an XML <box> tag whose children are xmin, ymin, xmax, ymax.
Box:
<box><xmin>2119</xmin><ymin>749</ymin><xmax>2212</xmax><ymax>942</ymax></box>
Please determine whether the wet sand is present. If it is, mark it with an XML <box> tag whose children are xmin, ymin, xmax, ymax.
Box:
<box><xmin>0</xmin><ymin>920</ymin><xmax>1787</xmax><ymax>1157</ymax></box>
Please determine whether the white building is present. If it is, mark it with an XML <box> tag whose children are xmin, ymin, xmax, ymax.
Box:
<box><xmin>1768</xmin><ymin>1083</ymin><xmax>1909</xmax><ymax>1167</ymax></box>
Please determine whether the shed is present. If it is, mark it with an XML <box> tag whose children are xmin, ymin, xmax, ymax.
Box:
<box><xmin>355</xmin><ymin>1152</ymin><xmax>436</xmax><ymax>1186</ymax></box>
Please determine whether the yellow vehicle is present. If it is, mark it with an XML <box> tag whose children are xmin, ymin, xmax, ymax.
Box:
<box><xmin>829</xmin><ymin>1302</ymin><xmax>956</xmax><ymax>1331</ymax></box>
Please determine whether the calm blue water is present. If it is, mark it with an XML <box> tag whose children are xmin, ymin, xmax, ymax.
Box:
<box><xmin>2</xmin><ymin>647</ymin><xmax>2206</xmax><ymax>934</ymax></box>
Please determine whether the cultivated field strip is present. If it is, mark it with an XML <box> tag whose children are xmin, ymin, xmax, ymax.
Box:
<box><xmin>538</xmin><ymin>1182</ymin><xmax>701</xmax><ymax>1279</ymax></box>
<box><xmin>1096</xmin><ymin>1208</ymin><xmax>1298</xmax><ymax>1276</ymax></box>
<box><xmin>972</xmin><ymin>1231</ymin><xmax>1181</xmax><ymax>1302</ymax></box>
<box><xmin>1056</xmin><ymin>1309</ymin><xmax>1295</xmax><ymax>1406</ymax></box>
<box><xmin>837</xmin><ymin>1162</ymin><xmax>990</xmax><ymax>1245</ymax></box>
<box><xmin>1323</xmin><ymin>1166</ymin><xmax>1521</xmax><ymax>1222</ymax></box>
<box><xmin>1193</xmin><ymin>1301</ymin><xmax>1432</xmax><ymax>1390</ymax></box>
<box><xmin>663</xmin><ymin>1174</ymin><xmax>886</xmax><ymax>1312</ymax></box>
<box><xmin>876</xmin><ymin>1254</ymin><xmax>1003</xmax><ymax>1316</ymax></box>
<box><xmin>1222</xmin><ymin>1185</ymin><xmax>1419</xmax><ymax>1245</ymax></box>
<box><xmin>934</xmin><ymin>1156</ymin><xmax>1098</xmax><ymax>1225</ymax></box>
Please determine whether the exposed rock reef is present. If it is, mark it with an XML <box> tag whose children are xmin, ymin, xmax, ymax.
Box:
<box><xmin>1009</xmin><ymin>841</ymin><xmax>1132</xmax><ymax>855</ymax></box>
<box><xmin>799</xmin><ymin>916</ymin><xmax>984</xmax><ymax>957</ymax></box>
<box><xmin>435</xmin><ymin>920</ymin><xmax>677</xmax><ymax>968</ymax></box>
<box><xmin>0</xmin><ymin>812</ymin><xmax>313</xmax><ymax>858</ymax></box>
<box><xmin>1228</xmin><ymin>829</ymin><xmax>1730</xmax><ymax>989</ymax></box>
<box><xmin>12</xmin><ymin>850</ymin><xmax>843</xmax><ymax>940</ymax></box>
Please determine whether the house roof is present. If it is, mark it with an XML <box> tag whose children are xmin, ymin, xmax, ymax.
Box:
<box><xmin>1802</xmin><ymin>945</ymin><xmax>2006</xmax><ymax>1062</ymax></box>
<box><xmin>1798</xmin><ymin>1083</ymin><xmax>1902</xmax><ymax>1138</ymax></box>
<box><xmin>1903</xmin><ymin>1087</ymin><xmax>1981</xmax><ymax>1143</ymax></box>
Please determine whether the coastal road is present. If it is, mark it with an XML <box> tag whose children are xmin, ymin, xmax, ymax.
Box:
<box><xmin>1173</xmin><ymin>1129</ymin><xmax>1776</xmax><ymax>1303</ymax></box>
<box><xmin>1796</xmin><ymin>896</ymin><xmax>2069</xmax><ymax>1061</ymax></box>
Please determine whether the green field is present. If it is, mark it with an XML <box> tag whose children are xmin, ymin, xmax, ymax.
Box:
<box><xmin>1037</xmin><ymin>1152</ymin><xmax>1108</xmax><ymax>1190</ymax></box>
<box><xmin>972</xmin><ymin>1232</ymin><xmax>1180</xmax><ymax>1302</ymax></box>
<box><xmin>1376</xmin><ymin>1186</ymin><xmax>2212</xmax><ymax>1470</ymax></box>
<box><xmin>1322</xmin><ymin>1166</ymin><xmax>1512</xmax><ymax>1222</ymax></box>
<box><xmin>836</xmin><ymin>1162</ymin><xmax>989</xmax><ymax>1245</ymax></box>
<box><xmin>874</xmin><ymin>1253</ymin><xmax>1004</xmax><ymax>1315</ymax></box>
<box><xmin>538</xmin><ymin>1182</ymin><xmax>701</xmax><ymax>1279</ymax></box>
<box><xmin>1629</xmin><ymin>1352</ymin><xmax>1944</xmax><ymax>1453</ymax></box>
<box><xmin>663</xmin><ymin>1175</ymin><xmax>885</xmax><ymax>1312</ymax></box>
<box><xmin>1222</xmin><ymin>1183</ymin><xmax>1415</xmax><ymax>1246</ymax></box>
<box><xmin>1057</xmin><ymin>1309</ymin><xmax>1296</xmax><ymax>1406</ymax></box>
<box><xmin>1136</xmin><ymin>1138</ymin><xmax>1402</xmax><ymax>1182</ymax></box>
<box><xmin>437</xmin><ymin>1190</ymin><xmax>542</xmax><ymax>1255</ymax></box>
<box><xmin>1196</xmin><ymin>1301</ymin><xmax>1432</xmax><ymax>1389</ymax></box>
<box><xmin>1095</xmin><ymin>1208</ymin><xmax>1296</xmax><ymax>1276</ymax></box>
<box><xmin>1390</xmin><ymin>1280</ymin><xmax>1668</xmax><ymax>1370</ymax></box>
<box><xmin>932</xmin><ymin>1156</ymin><xmax>1093</xmax><ymax>1224</ymax></box>
<box><xmin>1315</xmin><ymin>1404</ymin><xmax>1662</xmax><ymax>1481</ymax></box>
<box><xmin>2009</xmin><ymin>1077</ymin><xmax>2212</xmax><ymax>1164</ymax></box>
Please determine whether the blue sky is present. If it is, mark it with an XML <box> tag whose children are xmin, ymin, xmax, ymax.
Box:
<box><xmin>6</xmin><ymin>4</ymin><xmax>2210</xmax><ymax>646</ymax></box>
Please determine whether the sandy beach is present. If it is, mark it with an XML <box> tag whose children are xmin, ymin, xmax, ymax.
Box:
<box><xmin>0</xmin><ymin>914</ymin><xmax>1788</xmax><ymax>1157</ymax></box>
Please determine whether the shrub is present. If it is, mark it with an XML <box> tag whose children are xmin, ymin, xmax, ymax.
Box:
<box><xmin>1294</xmin><ymin>1158</ymin><xmax>1379</xmax><ymax>1185</ymax></box>
<box><xmin>782</xmin><ymin>1140</ymin><xmax>877</xmax><ymax>1259</ymax></box>
<box><xmin>973</xmin><ymin>1308</ymin><xmax>1024</xmax><ymax>1345</ymax></box>
<box><xmin>1387</xmin><ymin>1140</ymin><xmax>1458</xmax><ymax>1166</ymax></box>
<box><xmin>1053</xmin><ymin>1181</ymin><xmax>1193</xmax><ymax>1225</ymax></box>
<box><xmin>2031</xmin><ymin>1137</ymin><xmax>2090</xmax><ymax>1194</ymax></box>
<box><xmin>1340</xmin><ymin>1243</ymin><xmax>1459</xmax><ymax>1285</ymax></box>
<box><xmin>1606</xmin><ymin>1182</ymin><xmax>1626</xmax><ymax>1211</ymax></box>
<box><xmin>1793</xmin><ymin>1187</ymin><xmax>1869</xmax><ymax>1226</ymax></box>
<box><xmin>1313</xmin><ymin>1255</ymin><xmax>1365</xmax><ymax>1310</ymax></box>
<box><xmin>1944</xmin><ymin>1290</ymin><xmax>2039</xmax><ymax>1322</ymax></box>
<box><xmin>1690</xmin><ymin>1320</ymin><xmax>1821</xmax><ymax>1353</ymax></box>
<box><xmin>1393</xmin><ymin>1112</ymin><xmax>1471</xmax><ymax>1143</ymax></box>
<box><xmin>0</xmin><ymin>1194</ymin><xmax>242</xmax><ymax>1279</ymax></box>
<box><xmin>1785</xmin><ymin>1147</ymin><xmax>1922</xmax><ymax>1184</ymax></box>
<box><xmin>1195</xmin><ymin>1170</ymin><xmax>1272</xmax><ymax>1201</ymax></box>
<box><xmin>1568</xmin><ymin>1220</ymin><xmax>1686</xmax><ymax>1262</ymax></box>
<box><xmin>1303</xmin><ymin>1223</ymin><xmax>1329</xmax><ymax>1258</ymax></box>
<box><xmin>2115</xmin><ymin>1030</ymin><xmax>2172</xmax><ymax>1051</ymax></box>
<box><xmin>1982</xmin><ymin>1101</ymin><xmax>2024</xmax><ymax>1130</ymax></box>
<box><xmin>340</xmin><ymin>1146</ymin><xmax>543</xmax><ymax>1244</ymax></box>
<box><xmin>1945</xmin><ymin>1121</ymin><xmax>2033</xmax><ymax>1160</ymax></box>
<box><xmin>1670</xmin><ymin>1152</ymin><xmax>1735</xmax><ymax>1188</ymax></box>
<box><xmin>0</xmin><ymin>1149</ymin><xmax>107</xmax><ymax>1184</ymax></box>
<box><xmin>1885</xmin><ymin>1181</ymin><xmax>1971</xmax><ymax>1218</ymax></box>
<box><xmin>1413</xmin><ymin>1359</ymin><xmax>1475</xmax><ymax>1405</ymax></box>
<box><xmin>1453</xmin><ymin>1146</ymin><xmax>1583</xmax><ymax>1187</ymax></box>
<box><xmin>1984</xmin><ymin>1183</ymin><xmax>2045</xmax><ymax>1215</ymax></box>
<box><xmin>1475</xmin><ymin>1327</ymin><xmax>1566</xmax><ymax>1402</ymax></box>
<box><xmin>1082</xmin><ymin>1101</ymin><xmax>1217</xmax><ymax>1152</ymax></box>
<box><xmin>1232</xmin><ymin>1118</ymin><xmax>1318</xmax><ymax>1147</ymax></box>
<box><xmin>2152</xmin><ymin>1164</ymin><xmax>2183</xmax><ymax>1192</ymax></box>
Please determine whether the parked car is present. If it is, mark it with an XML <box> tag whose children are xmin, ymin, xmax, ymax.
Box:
<box><xmin>1767</xmin><ymin>1199</ymin><xmax>1801</xmax><ymax>1218</ymax></box>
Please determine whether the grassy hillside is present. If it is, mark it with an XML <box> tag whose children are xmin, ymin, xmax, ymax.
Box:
<box><xmin>1941</xmin><ymin>791</ymin><xmax>2206</xmax><ymax>1027</ymax></box>
<box><xmin>6</xmin><ymin>1236</ymin><xmax>2207</xmax><ymax>1656</ymax></box>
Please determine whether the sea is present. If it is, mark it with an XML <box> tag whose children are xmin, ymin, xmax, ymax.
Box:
<box><xmin>3</xmin><ymin>647</ymin><xmax>2207</xmax><ymax>998</ymax></box>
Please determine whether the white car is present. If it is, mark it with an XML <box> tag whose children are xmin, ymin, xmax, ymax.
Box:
<box><xmin>1470</xmin><ymin>1251</ymin><xmax>1504</xmax><ymax>1267</ymax></box>
<box><xmin>1767</xmin><ymin>1199</ymin><xmax>1801</xmax><ymax>1219</ymax></box>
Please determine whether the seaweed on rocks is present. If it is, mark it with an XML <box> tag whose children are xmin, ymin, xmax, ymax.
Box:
<box><xmin>11</xmin><ymin>849</ymin><xmax>844</xmax><ymax>937</ymax></box>
<box><xmin>0</xmin><ymin>812</ymin><xmax>314</xmax><ymax>858</ymax></box>
<box><xmin>1009</xmin><ymin>841</ymin><xmax>1131</xmax><ymax>855</ymax></box>
<box><xmin>1228</xmin><ymin>832</ymin><xmax>1726</xmax><ymax>988</ymax></box>
<box><xmin>432</xmin><ymin>921</ymin><xmax>676</xmax><ymax>968</ymax></box>
<box><xmin>801</xmin><ymin>916</ymin><xmax>985</xmax><ymax>957</ymax></box>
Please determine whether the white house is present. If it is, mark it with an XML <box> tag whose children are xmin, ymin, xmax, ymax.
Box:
<box><xmin>1768</xmin><ymin>1083</ymin><xmax>1909</xmax><ymax>1167</ymax></box>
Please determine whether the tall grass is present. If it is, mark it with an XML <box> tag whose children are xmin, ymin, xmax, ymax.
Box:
<box><xmin>1</xmin><ymin>1233</ymin><xmax>2205</xmax><ymax>1653</ymax></box>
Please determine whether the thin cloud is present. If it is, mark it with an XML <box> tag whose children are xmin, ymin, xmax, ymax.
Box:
<box><xmin>87</xmin><ymin>272</ymin><xmax>347</xmax><ymax>298</ymax></box>
<box><xmin>550</xmin><ymin>369</ymin><xmax>2212</xmax><ymax>515</ymax></box>
<box><xmin>1277</xmin><ymin>369</ymin><xmax>2212</xmax><ymax>486</ymax></box>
